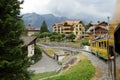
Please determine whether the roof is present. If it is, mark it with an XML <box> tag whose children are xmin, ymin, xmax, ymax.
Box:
<box><xmin>86</xmin><ymin>23</ymin><xmax>108</xmax><ymax>33</ymax></box>
<box><xmin>92</xmin><ymin>34</ymin><xmax>108</xmax><ymax>41</ymax></box>
<box><xmin>53</xmin><ymin>20</ymin><xmax>83</xmax><ymax>28</ymax></box>
<box><xmin>54</xmin><ymin>51</ymin><xmax>68</xmax><ymax>56</ymax></box>
<box><xmin>53</xmin><ymin>23</ymin><xmax>63</xmax><ymax>26</ymax></box>
<box><xmin>86</xmin><ymin>26</ymin><xmax>95</xmax><ymax>33</ymax></box>
<box><xmin>26</xmin><ymin>25</ymin><xmax>40</xmax><ymax>30</ymax></box>
<box><xmin>21</xmin><ymin>36</ymin><xmax>37</xmax><ymax>46</ymax></box>
<box><xmin>63</xmin><ymin>20</ymin><xmax>81</xmax><ymax>25</ymax></box>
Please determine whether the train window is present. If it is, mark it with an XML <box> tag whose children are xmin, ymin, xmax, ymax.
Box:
<box><xmin>101</xmin><ymin>42</ymin><xmax>105</xmax><ymax>49</ymax></box>
<box><xmin>103</xmin><ymin>42</ymin><xmax>106</xmax><ymax>49</ymax></box>
<box><xmin>92</xmin><ymin>43</ymin><xmax>93</xmax><ymax>47</ymax></box>
<box><xmin>101</xmin><ymin>42</ymin><xmax>103</xmax><ymax>49</ymax></box>
<box><xmin>92</xmin><ymin>43</ymin><xmax>94</xmax><ymax>47</ymax></box>
<box><xmin>94</xmin><ymin>42</ymin><xmax>96</xmax><ymax>47</ymax></box>
<box><xmin>104</xmin><ymin>41</ymin><xmax>106</xmax><ymax>49</ymax></box>
<box><xmin>99</xmin><ymin>42</ymin><xmax>101</xmax><ymax>48</ymax></box>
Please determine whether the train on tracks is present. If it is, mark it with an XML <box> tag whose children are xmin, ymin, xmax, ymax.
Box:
<box><xmin>90</xmin><ymin>0</ymin><xmax>120</xmax><ymax>79</ymax></box>
<box><xmin>90</xmin><ymin>34</ymin><xmax>109</xmax><ymax>60</ymax></box>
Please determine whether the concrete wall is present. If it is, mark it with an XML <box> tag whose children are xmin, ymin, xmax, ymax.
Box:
<box><xmin>58</xmin><ymin>56</ymin><xmax>65</xmax><ymax>62</ymax></box>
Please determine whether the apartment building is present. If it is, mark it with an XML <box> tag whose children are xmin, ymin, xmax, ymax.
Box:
<box><xmin>53</xmin><ymin>20</ymin><xmax>85</xmax><ymax>40</ymax></box>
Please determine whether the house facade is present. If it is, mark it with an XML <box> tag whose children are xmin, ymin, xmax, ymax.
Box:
<box><xmin>26</xmin><ymin>25</ymin><xmax>40</xmax><ymax>36</ymax></box>
<box><xmin>87</xmin><ymin>21</ymin><xmax>108</xmax><ymax>41</ymax></box>
<box><xmin>53</xmin><ymin>20</ymin><xmax>85</xmax><ymax>40</ymax></box>
<box><xmin>21</xmin><ymin>36</ymin><xmax>37</xmax><ymax>57</ymax></box>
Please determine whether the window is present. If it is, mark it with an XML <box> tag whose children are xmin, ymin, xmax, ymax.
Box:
<box><xmin>92</xmin><ymin>42</ymin><xmax>96</xmax><ymax>47</ymax></box>
<box><xmin>104</xmin><ymin>41</ymin><xmax>106</xmax><ymax>49</ymax></box>
<box><xmin>79</xmin><ymin>28</ymin><xmax>81</xmax><ymax>31</ymax></box>
<box><xmin>100</xmin><ymin>41</ymin><xmax>106</xmax><ymax>49</ymax></box>
<box><xmin>94</xmin><ymin>43</ymin><xmax>96</xmax><ymax>47</ymax></box>
<box><xmin>76</xmin><ymin>32</ymin><xmax>78</xmax><ymax>34</ymax></box>
<box><xmin>99</xmin><ymin>42</ymin><xmax>101</xmax><ymax>48</ymax></box>
<box><xmin>101</xmin><ymin>42</ymin><xmax>104</xmax><ymax>49</ymax></box>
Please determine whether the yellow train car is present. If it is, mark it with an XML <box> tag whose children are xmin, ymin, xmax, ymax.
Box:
<box><xmin>90</xmin><ymin>35</ymin><xmax>108</xmax><ymax>60</ymax></box>
<box><xmin>90</xmin><ymin>0</ymin><xmax>120</xmax><ymax>79</ymax></box>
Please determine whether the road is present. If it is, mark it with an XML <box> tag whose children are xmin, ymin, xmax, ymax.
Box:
<box><xmin>28</xmin><ymin>51</ymin><xmax>61</xmax><ymax>74</ymax></box>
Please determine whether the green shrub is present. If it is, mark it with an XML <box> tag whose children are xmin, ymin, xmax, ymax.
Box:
<box><xmin>81</xmin><ymin>37</ymin><xmax>89</xmax><ymax>46</ymax></box>
<box><xmin>31</xmin><ymin>45</ymin><xmax>42</xmax><ymax>63</ymax></box>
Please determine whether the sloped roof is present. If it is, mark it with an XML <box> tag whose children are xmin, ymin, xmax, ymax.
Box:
<box><xmin>53</xmin><ymin>23</ymin><xmax>63</xmax><ymax>26</ymax></box>
<box><xmin>86</xmin><ymin>21</ymin><xmax>108</xmax><ymax>33</ymax></box>
<box><xmin>86</xmin><ymin>25</ymin><xmax>108</xmax><ymax>33</ymax></box>
<box><xmin>53</xmin><ymin>20</ymin><xmax>82</xmax><ymax>27</ymax></box>
<box><xmin>86</xmin><ymin>26</ymin><xmax>95</xmax><ymax>33</ymax></box>
<box><xmin>21</xmin><ymin>36</ymin><xmax>37</xmax><ymax>46</ymax></box>
<box><xmin>63</xmin><ymin>20</ymin><xmax>81</xmax><ymax>25</ymax></box>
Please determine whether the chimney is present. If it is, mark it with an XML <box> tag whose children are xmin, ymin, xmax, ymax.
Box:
<box><xmin>111</xmin><ymin>0</ymin><xmax>120</xmax><ymax>23</ymax></box>
<box><xmin>97</xmin><ymin>21</ymin><xmax>100</xmax><ymax>23</ymax></box>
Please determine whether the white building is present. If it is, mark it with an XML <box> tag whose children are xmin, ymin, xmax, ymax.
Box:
<box><xmin>21</xmin><ymin>36</ymin><xmax>37</xmax><ymax>57</ymax></box>
<box><xmin>26</xmin><ymin>25</ymin><xmax>40</xmax><ymax>36</ymax></box>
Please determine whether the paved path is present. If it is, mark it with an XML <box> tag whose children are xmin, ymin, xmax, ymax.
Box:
<box><xmin>28</xmin><ymin>51</ymin><xmax>61</xmax><ymax>74</ymax></box>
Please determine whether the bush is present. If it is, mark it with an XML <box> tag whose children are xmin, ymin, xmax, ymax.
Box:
<box><xmin>66</xmin><ymin>33</ymin><xmax>75</xmax><ymax>42</ymax></box>
<box><xmin>31</xmin><ymin>45</ymin><xmax>42</xmax><ymax>63</ymax></box>
<box><xmin>49</xmin><ymin>35</ymin><xmax>56</xmax><ymax>41</ymax></box>
<box><xmin>81</xmin><ymin>37</ymin><xmax>89</xmax><ymax>46</ymax></box>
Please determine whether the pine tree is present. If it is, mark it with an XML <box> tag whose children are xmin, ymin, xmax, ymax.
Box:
<box><xmin>40</xmin><ymin>20</ymin><xmax>50</xmax><ymax>33</ymax></box>
<box><xmin>0</xmin><ymin>0</ymin><xmax>30</xmax><ymax>80</ymax></box>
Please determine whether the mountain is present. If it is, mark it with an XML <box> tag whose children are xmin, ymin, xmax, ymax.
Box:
<box><xmin>22</xmin><ymin>13</ymin><xmax>68</xmax><ymax>31</ymax></box>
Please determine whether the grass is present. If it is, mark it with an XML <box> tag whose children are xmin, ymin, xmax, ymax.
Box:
<box><xmin>116</xmin><ymin>69</ymin><xmax>120</xmax><ymax>80</ymax></box>
<box><xmin>46</xmin><ymin>54</ymin><xmax>96</xmax><ymax>80</ymax></box>
<box><xmin>70</xmin><ymin>41</ymin><xmax>80</xmax><ymax>47</ymax></box>
<box><xmin>69</xmin><ymin>37</ymin><xmax>89</xmax><ymax>47</ymax></box>
<box><xmin>31</xmin><ymin>71</ymin><xmax>57</xmax><ymax>80</ymax></box>
<box><xmin>43</xmin><ymin>48</ymin><xmax>61</xmax><ymax>57</ymax></box>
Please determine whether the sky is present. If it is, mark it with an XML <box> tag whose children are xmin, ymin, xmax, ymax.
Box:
<box><xmin>20</xmin><ymin>0</ymin><xmax>116</xmax><ymax>21</ymax></box>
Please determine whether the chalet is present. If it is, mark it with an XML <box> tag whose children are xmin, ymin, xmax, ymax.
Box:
<box><xmin>21</xmin><ymin>36</ymin><xmax>37</xmax><ymax>57</ymax></box>
<box><xmin>86</xmin><ymin>21</ymin><xmax>108</xmax><ymax>41</ymax></box>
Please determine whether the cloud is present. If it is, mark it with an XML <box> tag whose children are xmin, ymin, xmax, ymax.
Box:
<box><xmin>21</xmin><ymin>0</ymin><xmax>115</xmax><ymax>21</ymax></box>
<box><xmin>48</xmin><ymin>0</ymin><xmax>115</xmax><ymax>20</ymax></box>
<box><xmin>20</xmin><ymin>0</ymin><xmax>51</xmax><ymax>14</ymax></box>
